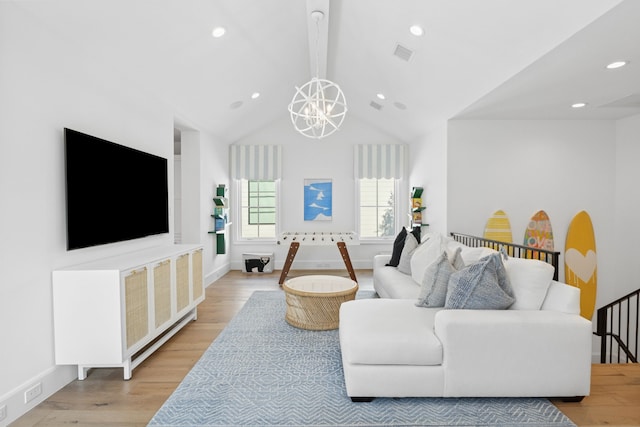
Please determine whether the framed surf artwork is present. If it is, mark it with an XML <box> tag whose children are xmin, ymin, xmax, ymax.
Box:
<box><xmin>304</xmin><ymin>179</ymin><xmax>332</xmax><ymax>221</ymax></box>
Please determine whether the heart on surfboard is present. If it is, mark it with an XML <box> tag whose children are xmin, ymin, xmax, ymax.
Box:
<box><xmin>565</xmin><ymin>248</ymin><xmax>597</xmax><ymax>282</ymax></box>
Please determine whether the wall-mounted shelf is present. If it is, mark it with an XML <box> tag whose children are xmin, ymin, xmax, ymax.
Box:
<box><xmin>208</xmin><ymin>184</ymin><xmax>229</xmax><ymax>254</ymax></box>
<box><xmin>410</xmin><ymin>186</ymin><xmax>428</xmax><ymax>230</ymax></box>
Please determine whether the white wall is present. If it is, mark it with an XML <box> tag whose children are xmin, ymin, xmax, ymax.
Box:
<box><xmin>180</xmin><ymin>130</ymin><xmax>202</xmax><ymax>245</ymax></box>
<box><xmin>408</xmin><ymin>123</ymin><xmax>449</xmax><ymax>235</ymax></box>
<box><xmin>229</xmin><ymin>115</ymin><xmax>406</xmax><ymax>271</ymax></box>
<box><xmin>0</xmin><ymin>4</ymin><xmax>226</xmax><ymax>424</ymax></box>
<box><xmin>199</xmin><ymin>131</ymin><xmax>231</xmax><ymax>284</ymax></box>
<box><xmin>447</xmin><ymin>119</ymin><xmax>617</xmax><ymax>319</ymax></box>
<box><xmin>614</xmin><ymin>114</ymin><xmax>640</xmax><ymax>298</ymax></box>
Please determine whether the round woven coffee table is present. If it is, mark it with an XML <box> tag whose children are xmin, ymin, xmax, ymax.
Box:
<box><xmin>282</xmin><ymin>275</ymin><xmax>358</xmax><ymax>330</ymax></box>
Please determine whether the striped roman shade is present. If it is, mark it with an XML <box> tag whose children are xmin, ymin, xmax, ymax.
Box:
<box><xmin>230</xmin><ymin>145</ymin><xmax>282</xmax><ymax>180</ymax></box>
<box><xmin>355</xmin><ymin>144</ymin><xmax>407</xmax><ymax>179</ymax></box>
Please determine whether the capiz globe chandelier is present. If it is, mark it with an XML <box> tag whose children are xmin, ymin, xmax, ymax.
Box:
<box><xmin>288</xmin><ymin>10</ymin><xmax>347</xmax><ymax>139</ymax></box>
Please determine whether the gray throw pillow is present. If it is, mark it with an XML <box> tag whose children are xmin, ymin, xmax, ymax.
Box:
<box><xmin>397</xmin><ymin>232</ymin><xmax>419</xmax><ymax>275</ymax></box>
<box><xmin>450</xmin><ymin>246</ymin><xmax>465</xmax><ymax>270</ymax></box>
<box><xmin>445</xmin><ymin>253</ymin><xmax>515</xmax><ymax>310</ymax></box>
<box><xmin>416</xmin><ymin>251</ymin><xmax>455</xmax><ymax>307</ymax></box>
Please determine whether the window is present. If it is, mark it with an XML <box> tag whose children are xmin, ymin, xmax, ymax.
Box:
<box><xmin>239</xmin><ymin>179</ymin><xmax>277</xmax><ymax>239</ymax></box>
<box><xmin>358</xmin><ymin>178</ymin><xmax>396</xmax><ymax>239</ymax></box>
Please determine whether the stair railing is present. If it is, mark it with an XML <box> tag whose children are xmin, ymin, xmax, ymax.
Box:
<box><xmin>595</xmin><ymin>288</ymin><xmax>639</xmax><ymax>363</ymax></box>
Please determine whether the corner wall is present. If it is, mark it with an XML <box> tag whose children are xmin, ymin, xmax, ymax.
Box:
<box><xmin>614</xmin><ymin>114</ymin><xmax>640</xmax><ymax>298</ymax></box>
<box><xmin>447</xmin><ymin>119</ymin><xmax>617</xmax><ymax>319</ymax></box>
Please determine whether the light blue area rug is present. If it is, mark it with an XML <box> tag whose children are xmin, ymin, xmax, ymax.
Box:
<box><xmin>149</xmin><ymin>290</ymin><xmax>576</xmax><ymax>426</ymax></box>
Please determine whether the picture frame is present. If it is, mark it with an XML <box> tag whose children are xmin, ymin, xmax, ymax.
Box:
<box><xmin>304</xmin><ymin>179</ymin><xmax>332</xmax><ymax>221</ymax></box>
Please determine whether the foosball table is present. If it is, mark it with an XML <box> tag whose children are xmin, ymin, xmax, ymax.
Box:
<box><xmin>277</xmin><ymin>231</ymin><xmax>359</xmax><ymax>284</ymax></box>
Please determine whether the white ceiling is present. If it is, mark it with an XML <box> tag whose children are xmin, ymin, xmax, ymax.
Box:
<box><xmin>12</xmin><ymin>0</ymin><xmax>640</xmax><ymax>143</ymax></box>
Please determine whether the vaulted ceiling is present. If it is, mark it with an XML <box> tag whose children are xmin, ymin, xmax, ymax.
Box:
<box><xmin>13</xmin><ymin>0</ymin><xmax>640</xmax><ymax>143</ymax></box>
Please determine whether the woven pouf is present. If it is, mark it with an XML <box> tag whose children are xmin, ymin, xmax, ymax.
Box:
<box><xmin>283</xmin><ymin>275</ymin><xmax>358</xmax><ymax>330</ymax></box>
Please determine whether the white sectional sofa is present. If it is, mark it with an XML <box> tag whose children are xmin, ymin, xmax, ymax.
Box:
<box><xmin>339</xmin><ymin>232</ymin><xmax>593</xmax><ymax>401</ymax></box>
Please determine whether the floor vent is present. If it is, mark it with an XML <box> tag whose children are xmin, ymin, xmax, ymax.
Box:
<box><xmin>393</xmin><ymin>44</ymin><xmax>413</xmax><ymax>62</ymax></box>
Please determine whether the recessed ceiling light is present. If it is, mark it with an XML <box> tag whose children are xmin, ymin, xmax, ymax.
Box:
<box><xmin>230</xmin><ymin>100</ymin><xmax>243</xmax><ymax>109</ymax></box>
<box><xmin>376</xmin><ymin>93</ymin><xmax>386</xmax><ymax>100</ymax></box>
<box><xmin>251</xmin><ymin>92</ymin><xmax>260</xmax><ymax>99</ymax></box>
<box><xmin>212</xmin><ymin>27</ymin><xmax>226</xmax><ymax>38</ymax></box>
<box><xmin>394</xmin><ymin>102</ymin><xmax>407</xmax><ymax>110</ymax></box>
<box><xmin>606</xmin><ymin>61</ymin><xmax>628</xmax><ymax>69</ymax></box>
<box><xmin>571</xmin><ymin>102</ymin><xmax>587</xmax><ymax>108</ymax></box>
<box><xmin>409</xmin><ymin>25</ymin><xmax>424</xmax><ymax>37</ymax></box>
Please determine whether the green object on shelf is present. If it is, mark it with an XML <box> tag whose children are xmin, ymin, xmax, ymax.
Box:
<box><xmin>216</xmin><ymin>233</ymin><xmax>225</xmax><ymax>254</ymax></box>
<box><xmin>213</xmin><ymin>184</ymin><xmax>228</xmax><ymax>254</ymax></box>
<box><xmin>213</xmin><ymin>197</ymin><xmax>227</xmax><ymax>207</ymax></box>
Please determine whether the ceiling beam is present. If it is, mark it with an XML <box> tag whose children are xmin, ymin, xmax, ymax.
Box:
<box><xmin>306</xmin><ymin>0</ymin><xmax>329</xmax><ymax>79</ymax></box>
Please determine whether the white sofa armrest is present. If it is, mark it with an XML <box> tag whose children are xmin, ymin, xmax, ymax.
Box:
<box><xmin>373</xmin><ymin>254</ymin><xmax>390</xmax><ymax>269</ymax></box>
<box><xmin>434</xmin><ymin>309</ymin><xmax>592</xmax><ymax>397</ymax></box>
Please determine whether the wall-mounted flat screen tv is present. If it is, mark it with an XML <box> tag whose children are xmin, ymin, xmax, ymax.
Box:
<box><xmin>64</xmin><ymin>128</ymin><xmax>169</xmax><ymax>250</ymax></box>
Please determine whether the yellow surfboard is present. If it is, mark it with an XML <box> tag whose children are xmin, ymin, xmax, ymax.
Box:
<box><xmin>565</xmin><ymin>211</ymin><xmax>597</xmax><ymax>319</ymax></box>
<box><xmin>483</xmin><ymin>210</ymin><xmax>513</xmax><ymax>243</ymax></box>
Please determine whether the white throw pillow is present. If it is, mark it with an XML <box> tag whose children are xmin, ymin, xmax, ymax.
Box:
<box><xmin>459</xmin><ymin>246</ymin><xmax>497</xmax><ymax>266</ymax></box>
<box><xmin>445</xmin><ymin>238</ymin><xmax>465</xmax><ymax>257</ymax></box>
<box><xmin>504</xmin><ymin>257</ymin><xmax>554</xmax><ymax>310</ymax></box>
<box><xmin>410</xmin><ymin>233</ymin><xmax>444</xmax><ymax>284</ymax></box>
<box><xmin>397</xmin><ymin>232</ymin><xmax>419</xmax><ymax>275</ymax></box>
<box><xmin>420</xmin><ymin>231</ymin><xmax>434</xmax><ymax>244</ymax></box>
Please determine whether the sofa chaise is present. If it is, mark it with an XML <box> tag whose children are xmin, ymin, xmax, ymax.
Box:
<box><xmin>339</xmin><ymin>231</ymin><xmax>592</xmax><ymax>401</ymax></box>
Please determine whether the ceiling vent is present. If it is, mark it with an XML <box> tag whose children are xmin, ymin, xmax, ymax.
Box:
<box><xmin>370</xmin><ymin>101</ymin><xmax>383</xmax><ymax>110</ymax></box>
<box><xmin>599</xmin><ymin>93</ymin><xmax>640</xmax><ymax>109</ymax></box>
<box><xmin>393</xmin><ymin>44</ymin><xmax>414</xmax><ymax>62</ymax></box>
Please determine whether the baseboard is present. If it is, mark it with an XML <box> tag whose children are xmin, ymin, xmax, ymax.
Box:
<box><xmin>205</xmin><ymin>262</ymin><xmax>231</xmax><ymax>287</ymax></box>
<box><xmin>0</xmin><ymin>364</ymin><xmax>76</xmax><ymax>426</ymax></box>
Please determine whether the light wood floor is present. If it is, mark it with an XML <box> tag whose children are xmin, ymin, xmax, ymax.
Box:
<box><xmin>12</xmin><ymin>270</ymin><xmax>640</xmax><ymax>426</ymax></box>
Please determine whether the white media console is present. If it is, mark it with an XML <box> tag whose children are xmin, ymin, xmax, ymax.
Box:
<box><xmin>52</xmin><ymin>244</ymin><xmax>204</xmax><ymax>380</ymax></box>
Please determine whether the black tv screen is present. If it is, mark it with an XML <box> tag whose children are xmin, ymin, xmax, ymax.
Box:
<box><xmin>64</xmin><ymin>128</ymin><xmax>169</xmax><ymax>250</ymax></box>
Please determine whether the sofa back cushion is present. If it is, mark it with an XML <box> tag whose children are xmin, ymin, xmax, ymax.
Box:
<box><xmin>397</xmin><ymin>232</ymin><xmax>419</xmax><ymax>274</ymax></box>
<box><xmin>540</xmin><ymin>281</ymin><xmax>581</xmax><ymax>315</ymax></box>
<box><xmin>459</xmin><ymin>246</ymin><xmax>497</xmax><ymax>265</ymax></box>
<box><xmin>410</xmin><ymin>233</ymin><xmax>444</xmax><ymax>284</ymax></box>
<box><xmin>504</xmin><ymin>257</ymin><xmax>554</xmax><ymax>310</ymax></box>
